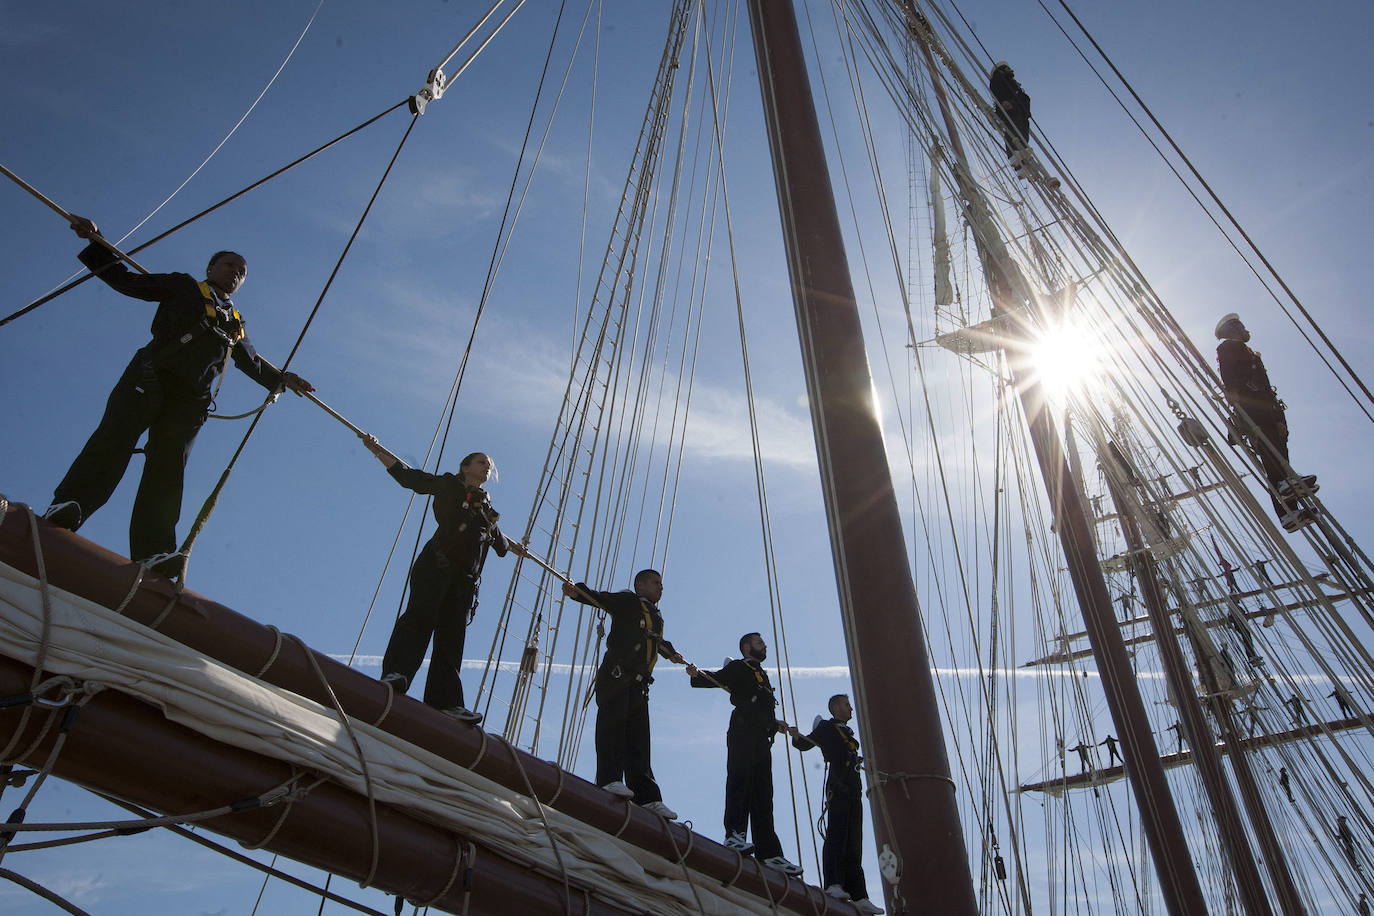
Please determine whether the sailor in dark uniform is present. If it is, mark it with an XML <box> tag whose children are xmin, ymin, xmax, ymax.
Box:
<box><xmin>989</xmin><ymin>61</ymin><xmax>1031</xmax><ymax>165</ymax></box>
<box><xmin>44</xmin><ymin>215</ymin><xmax>314</xmax><ymax>574</ymax></box>
<box><xmin>1214</xmin><ymin>312</ymin><xmax>1317</xmax><ymax>531</ymax></box>
<box><xmin>790</xmin><ymin>694</ymin><xmax>883</xmax><ymax>914</ymax></box>
<box><xmin>562</xmin><ymin>570</ymin><xmax>682</xmax><ymax>819</ymax></box>
<box><xmin>364</xmin><ymin>440</ymin><xmax>529</xmax><ymax>724</ymax></box>
<box><xmin>688</xmin><ymin>633</ymin><xmax>804</xmax><ymax>877</ymax></box>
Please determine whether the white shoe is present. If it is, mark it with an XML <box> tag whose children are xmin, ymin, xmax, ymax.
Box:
<box><xmin>1277</xmin><ymin>475</ymin><xmax>1319</xmax><ymax>497</ymax></box>
<box><xmin>824</xmin><ymin>885</ymin><xmax>851</xmax><ymax>900</ymax></box>
<box><xmin>440</xmin><ymin>706</ymin><xmax>483</xmax><ymax>724</ymax></box>
<box><xmin>853</xmin><ymin>899</ymin><xmax>884</xmax><ymax>915</ymax></box>
<box><xmin>601</xmin><ymin>781</ymin><xmax>635</xmax><ymax>799</ymax></box>
<box><xmin>762</xmin><ymin>855</ymin><xmax>803</xmax><ymax>877</ymax></box>
<box><xmin>724</xmin><ymin>832</ymin><xmax>755</xmax><ymax>854</ymax></box>
<box><xmin>642</xmin><ymin>800</ymin><xmax>677</xmax><ymax>820</ymax></box>
<box><xmin>1279</xmin><ymin>508</ymin><xmax>1315</xmax><ymax>532</ymax></box>
<box><xmin>138</xmin><ymin>551</ymin><xmax>187</xmax><ymax>578</ymax></box>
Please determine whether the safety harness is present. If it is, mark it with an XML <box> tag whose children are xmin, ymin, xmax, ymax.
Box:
<box><xmin>147</xmin><ymin>280</ymin><xmax>246</xmax><ymax>400</ymax></box>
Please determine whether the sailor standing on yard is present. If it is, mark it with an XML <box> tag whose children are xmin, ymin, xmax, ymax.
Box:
<box><xmin>687</xmin><ymin>633</ymin><xmax>805</xmax><ymax>878</ymax></box>
<box><xmin>1214</xmin><ymin>313</ymin><xmax>1318</xmax><ymax>531</ymax></box>
<box><xmin>43</xmin><ymin>216</ymin><xmax>314</xmax><ymax>575</ymax></box>
<box><xmin>790</xmin><ymin>694</ymin><xmax>884</xmax><ymax>914</ymax></box>
<box><xmin>364</xmin><ymin>439</ymin><xmax>529</xmax><ymax>725</ymax></box>
<box><xmin>562</xmin><ymin>570</ymin><xmax>682</xmax><ymax>819</ymax></box>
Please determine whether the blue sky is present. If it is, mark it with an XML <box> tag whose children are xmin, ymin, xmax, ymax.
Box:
<box><xmin>2</xmin><ymin>0</ymin><xmax>1373</xmax><ymax>913</ymax></box>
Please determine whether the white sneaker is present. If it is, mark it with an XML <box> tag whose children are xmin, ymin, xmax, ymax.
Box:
<box><xmin>1279</xmin><ymin>509</ymin><xmax>1315</xmax><ymax>532</ymax></box>
<box><xmin>642</xmin><ymin>800</ymin><xmax>677</xmax><ymax>820</ymax></box>
<box><xmin>440</xmin><ymin>706</ymin><xmax>483</xmax><ymax>724</ymax></box>
<box><xmin>138</xmin><ymin>551</ymin><xmax>187</xmax><ymax>578</ymax></box>
<box><xmin>1277</xmin><ymin>475</ymin><xmax>1319</xmax><ymax>497</ymax></box>
<box><xmin>824</xmin><ymin>885</ymin><xmax>851</xmax><ymax>900</ymax></box>
<box><xmin>762</xmin><ymin>855</ymin><xmax>803</xmax><ymax>877</ymax></box>
<box><xmin>601</xmin><ymin>781</ymin><xmax>635</xmax><ymax>799</ymax></box>
<box><xmin>853</xmin><ymin>899</ymin><xmax>884</xmax><ymax>915</ymax></box>
<box><xmin>724</xmin><ymin>832</ymin><xmax>755</xmax><ymax>854</ymax></box>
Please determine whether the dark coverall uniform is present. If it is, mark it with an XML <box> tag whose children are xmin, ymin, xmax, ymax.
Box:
<box><xmin>1217</xmin><ymin>338</ymin><xmax>1291</xmax><ymax>517</ymax></box>
<box><xmin>793</xmin><ymin>718</ymin><xmax>868</xmax><ymax>901</ymax></box>
<box><xmin>52</xmin><ymin>242</ymin><xmax>285</xmax><ymax>561</ymax></box>
<box><xmin>380</xmin><ymin>466</ymin><xmax>510</xmax><ymax>710</ymax></box>
<box><xmin>566</xmin><ymin>585</ymin><xmax>678</xmax><ymax>804</ymax></box>
<box><xmin>692</xmin><ymin>658</ymin><xmax>785</xmax><ymax>859</ymax></box>
<box><xmin>989</xmin><ymin>67</ymin><xmax>1031</xmax><ymax>158</ymax></box>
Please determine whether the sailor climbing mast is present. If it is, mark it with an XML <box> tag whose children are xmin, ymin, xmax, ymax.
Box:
<box><xmin>897</xmin><ymin>3</ymin><xmax>1211</xmax><ymax>912</ymax></box>
<box><xmin>744</xmin><ymin>1</ymin><xmax>978</xmax><ymax>912</ymax></box>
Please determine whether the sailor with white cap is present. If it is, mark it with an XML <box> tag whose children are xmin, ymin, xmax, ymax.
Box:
<box><xmin>1214</xmin><ymin>313</ymin><xmax>1318</xmax><ymax>531</ymax></box>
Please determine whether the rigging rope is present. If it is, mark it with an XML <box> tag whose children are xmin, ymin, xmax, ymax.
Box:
<box><xmin>2</xmin><ymin>100</ymin><xmax>410</xmax><ymax>328</ymax></box>
<box><xmin>175</xmin><ymin>112</ymin><xmax>421</xmax><ymax>581</ymax></box>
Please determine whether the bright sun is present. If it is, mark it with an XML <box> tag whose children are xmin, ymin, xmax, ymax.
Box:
<box><xmin>1031</xmin><ymin>321</ymin><xmax>1101</xmax><ymax>402</ymax></box>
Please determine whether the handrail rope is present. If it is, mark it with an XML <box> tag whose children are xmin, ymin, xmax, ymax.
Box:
<box><xmin>2</xmin><ymin>99</ymin><xmax>410</xmax><ymax>328</ymax></box>
<box><xmin>174</xmin><ymin>113</ymin><xmax>421</xmax><ymax>580</ymax></box>
<box><xmin>286</xmin><ymin>633</ymin><xmax>382</xmax><ymax>887</ymax></box>
<box><xmin>494</xmin><ymin>734</ymin><xmax>573</xmax><ymax>914</ymax></box>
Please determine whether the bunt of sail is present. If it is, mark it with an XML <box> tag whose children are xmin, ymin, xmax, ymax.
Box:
<box><xmin>0</xmin><ymin>500</ymin><xmax>855</xmax><ymax>915</ymax></box>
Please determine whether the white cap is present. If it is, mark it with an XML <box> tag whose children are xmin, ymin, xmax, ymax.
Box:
<box><xmin>1215</xmin><ymin>313</ymin><xmax>1241</xmax><ymax>338</ymax></box>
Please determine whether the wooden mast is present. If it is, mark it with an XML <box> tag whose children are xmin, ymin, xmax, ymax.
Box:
<box><xmin>1100</xmin><ymin>444</ymin><xmax>1279</xmax><ymax>914</ymax></box>
<box><xmin>743</xmin><ymin>1</ymin><xmax>979</xmax><ymax>912</ymax></box>
<box><xmin>895</xmin><ymin>4</ymin><xmax>1208</xmax><ymax>912</ymax></box>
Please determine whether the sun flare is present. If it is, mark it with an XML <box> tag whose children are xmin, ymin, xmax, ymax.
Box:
<box><xmin>1031</xmin><ymin>321</ymin><xmax>1101</xmax><ymax>402</ymax></box>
